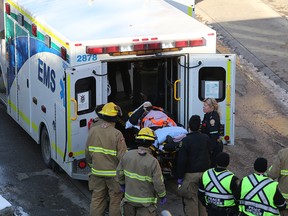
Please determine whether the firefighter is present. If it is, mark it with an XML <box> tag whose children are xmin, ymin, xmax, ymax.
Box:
<box><xmin>176</xmin><ymin>115</ymin><xmax>212</xmax><ymax>216</ymax></box>
<box><xmin>201</xmin><ymin>98</ymin><xmax>223</xmax><ymax>167</ymax></box>
<box><xmin>198</xmin><ymin>152</ymin><xmax>239</xmax><ymax>216</ymax></box>
<box><xmin>116</xmin><ymin>127</ymin><xmax>167</xmax><ymax>216</ymax></box>
<box><xmin>85</xmin><ymin>102</ymin><xmax>127</xmax><ymax>216</ymax></box>
<box><xmin>235</xmin><ymin>157</ymin><xmax>286</xmax><ymax>216</ymax></box>
<box><xmin>267</xmin><ymin>147</ymin><xmax>288</xmax><ymax>216</ymax></box>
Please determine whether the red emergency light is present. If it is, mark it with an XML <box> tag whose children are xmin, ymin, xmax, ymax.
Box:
<box><xmin>148</xmin><ymin>43</ymin><xmax>161</xmax><ymax>49</ymax></box>
<box><xmin>175</xmin><ymin>40</ymin><xmax>189</xmax><ymax>48</ymax></box>
<box><xmin>85</xmin><ymin>38</ymin><xmax>206</xmax><ymax>55</ymax></box>
<box><xmin>61</xmin><ymin>46</ymin><xmax>67</xmax><ymax>61</ymax></box>
<box><xmin>5</xmin><ymin>3</ymin><xmax>11</xmax><ymax>15</ymax></box>
<box><xmin>190</xmin><ymin>38</ymin><xmax>206</xmax><ymax>47</ymax></box>
<box><xmin>106</xmin><ymin>46</ymin><xmax>119</xmax><ymax>53</ymax></box>
<box><xmin>32</xmin><ymin>23</ymin><xmax>37</xmax><ymax>37</ymax></box>
<box><xmin>86</xmin><ymin>47</ymin><xmax>103</xmax><ymax>54</ymax></box>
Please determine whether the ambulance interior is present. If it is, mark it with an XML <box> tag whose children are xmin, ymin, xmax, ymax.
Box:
<box><xmin>105</xmin><ymin>57</ymin><xmax>226</xmax><ymax>148</ymax></box>
<box><xmin>107</xmin><ymin>57</ymin><xmax>180</xmax><ymax>126</ymax></box>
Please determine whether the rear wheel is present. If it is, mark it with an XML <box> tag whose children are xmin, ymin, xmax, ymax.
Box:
<box><xmin>41</xmin><ymin>126</ymin><xmax>52</xmax><ymax>168</ymax></box>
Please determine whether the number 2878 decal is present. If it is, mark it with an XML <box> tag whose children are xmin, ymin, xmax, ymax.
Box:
<box><xmin>77</xmin><ymin>54</ymin><xmax>97</xmax><ymax>62</ymax></box>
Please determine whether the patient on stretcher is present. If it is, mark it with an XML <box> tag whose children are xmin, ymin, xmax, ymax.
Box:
<box><xmin>125</xmin><ymin>101</ymin><xmax>188</xmax><ymax>151</ymax></box>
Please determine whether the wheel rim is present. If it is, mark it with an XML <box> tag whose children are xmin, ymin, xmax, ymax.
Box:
<box><xmin>41</xmin><ymin>127</ymin><xmax>51</xmax><ymax>166</ymax></box>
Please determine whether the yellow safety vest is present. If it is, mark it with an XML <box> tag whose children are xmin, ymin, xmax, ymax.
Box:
<box><xmin>239</xmin><ymin>173</ymin><xmax>280</xmax><ymax>216</ymax></box>
<box><xmin>202</xmin><ymin>169</ymin><xmax>236</xmax><ymax>207</ymax></box>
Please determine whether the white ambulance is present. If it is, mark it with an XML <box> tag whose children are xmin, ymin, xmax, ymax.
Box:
<box><xmin>0</xmin><ymin>0</ymin><xmax>235</xmax><ymax>180</ymax></box>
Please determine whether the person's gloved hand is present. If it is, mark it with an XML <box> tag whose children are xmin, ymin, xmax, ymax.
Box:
<box><xmin>177</xmin><ymin>179</ymin><xmax>183</xmax><ymax>189</ymax></box>
<box><xmin>177</xmin><ymin>178</ymin><xmax>183</xmax><ymax>185</ymax></box>
<box><xmin>160</xmin><ymin>196</ymin><xmax>167</xmax><ymax>205</ymax></box>
<box><xmin>120</xmin><ymin>184</ymin><xmax>125</xmax><ymax>193</ymax></box>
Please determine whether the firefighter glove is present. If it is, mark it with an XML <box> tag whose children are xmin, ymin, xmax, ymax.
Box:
<box><xmin>177</xmin><ymin>178</ymin><xmax>183</xmax><ymax>185</ymax></box>
<box><xmin>160</xmin><ymin>196</ymin><xmax>167</xmax><ymax>205</ymax></box>
<box><xmin>120</xmin><ymin>184</ymin><xmax>125</xmax><ymax>193</ymax></box>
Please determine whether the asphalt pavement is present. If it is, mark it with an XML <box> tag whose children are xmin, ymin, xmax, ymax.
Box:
<box><xmin>196</xmin><ymin>0</ymin><xmax>288</xmax><ymax>92</ymax></box>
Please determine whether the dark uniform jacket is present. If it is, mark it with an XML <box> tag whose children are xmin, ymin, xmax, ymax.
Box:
<box><xmin>201</xmin><ymin>110</ymin><xmax>221</xmax><ymax>143</ymax></box>
<box><xmin>177</xmin><ymin>131</ymin><xmax>212</xmax><ymax>179</ymax></box>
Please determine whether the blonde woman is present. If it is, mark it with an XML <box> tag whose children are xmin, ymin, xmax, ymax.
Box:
<box><xmin>201</xmin><ymin>98</ymin><xmax>223</xmax><ymax>167</ymax></box>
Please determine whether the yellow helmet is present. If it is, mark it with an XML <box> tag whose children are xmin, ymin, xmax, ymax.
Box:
<box><xmin>98</xmin><ymin>102</ymin><xmax>121</xmax><ymax>117</ymax></box>
<box><xmin>136</xmin><ymin>127</ymin><xmax>156</xmax><ymax>141</ymax></box>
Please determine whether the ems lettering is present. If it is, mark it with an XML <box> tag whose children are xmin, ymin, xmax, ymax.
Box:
<box><xmin>38</xmin><ymin>59</ymin><xmax>56</xmax><ymax>92</ymax></box>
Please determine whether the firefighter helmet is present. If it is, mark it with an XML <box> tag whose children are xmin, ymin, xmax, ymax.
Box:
<box><xmin>136</xmin><ymin>127</ymin><xmax>156</xmax><ymax>141</ymax></box>
<box><xmin>98</xmin><ymin>102</ymin><xmax>121</xmax><ymax>117</ymax></box>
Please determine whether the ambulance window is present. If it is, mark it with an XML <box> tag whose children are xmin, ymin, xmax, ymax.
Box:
<box><xmin>75</xmin><ymin>77</ymin><xmax>96</xmax><ymax>115</ymax></box>
<box><xmin>198</xmin><ymin>67</ymin><xmax>225</xmax><ymax>102</ymax></box>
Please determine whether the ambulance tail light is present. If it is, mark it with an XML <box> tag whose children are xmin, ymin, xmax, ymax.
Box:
<box><xmin>78</xmin><ymin>160</ymin><xmax>87</xmax><ymax>169</ymax></box>
<box><xmin>224</xmin><ymin>135</ymin><xmax>230</xmax><ymax>141</ymax></box>
<box><xmin>61</xmin><ymin>46</ymin><xmax>67</xmax><ymax>61</ymax></box>
<box><xmin>5</xmin><ymin>3</ymin><xmax>11</xmax><ymax>15</ymax></box>
<box><xmin>32</xmin><ymin>24</ymin><xmax>37</xmax><ymax>37</ymax></box>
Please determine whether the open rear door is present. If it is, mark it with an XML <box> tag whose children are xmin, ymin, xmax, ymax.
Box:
<box><xmin>180</xmin><ymin>54</ymin><xmax>236</xmax><ymax>145</ymax></box>
<box><xmin>64</xmin><ymin>62</ymin><xmax>107</xmax><ymax>163</ymax></box>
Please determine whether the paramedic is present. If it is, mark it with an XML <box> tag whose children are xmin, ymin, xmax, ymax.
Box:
<box><xmin>267</xmin><ymin>147</ymin><xmax>288</xmax><ymax>216</ymax></box>
<box><xmin>117</xmin><ymin>127</ymin><xmax>167</xmax><ymax>216</ymax></box>
<box><xmin>176</xmin><ymin>115</ymin><xmax>212</xmax><ymax>216</ymax></box>
<box><xmin>128</xmin><ymin>101</ymin><xmax>176</xmax><ymax>131</ymax></box>
<box><xmin>85</xmin><ymin>102</ymin><xmax>127</xmax><ymax>216</ymax></box>
<box><xmin>198</xmin><ymin>152</ymin><xmax>239</xmax><ymax>216</ymax></box>
<box><xmin>235</xmin><ymin>157</ymin><xmax>286</xmax><ymax>215</ymax></box>
<box><xmin>201</xmin><ymin>98</ymin><xmax>223</xmax><ymax>167</ymax></box>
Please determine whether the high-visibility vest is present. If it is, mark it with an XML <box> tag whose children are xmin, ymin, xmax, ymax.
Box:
<box><xmin>141</xmin><ymin>107</ymin><xmax>176</xmax><ymax>128</ymax></box>
<box><xmin>202</xmin><ymin>169</ymin><xmax>236</xmax><ymax>208</ymax></box>
<box><xmin>239</xmin><ymin>173</ymin><xmax>280</xmax><ymax>216</ymax></box>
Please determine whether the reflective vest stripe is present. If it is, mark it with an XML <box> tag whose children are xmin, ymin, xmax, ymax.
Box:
<box><xmin>206</xmin><ymin>169</ymin><xmax>232</xmax><ymax>193</ymax></box>
<box><xmin>89</xmin><ymin>146</ymin><xmax>117</xmax><ymax>156</ymax></box>
<box><xmin>283</xmin><ymin>193</ymin><xmax>288</xmax><ymax>199</ymax></box>
<box><xmin>91</xmin><ymin>168</ymin><xmax>116</xmax><ymax>176</ymax></box>
<box><xmin>280</xmin><ymin>170</ymin><xmax>288</xmax><ymax>175</ymax></box>
<box><xmin>205</xmin><ymin>191</ymin><xmax>234</xmax><ymax>199</ymax></box>
<box><xmin>158</xmin><ymin>191</ymin><xmax>166</xmax><ymax>198</ymax></box>
<box><xmin>209</xmin><ymin>131</ymin><xmax>219</xmax><ymax>134</ymax></box>
<box><xmin>245</xmin><ymin>174</ymin><xmax>273</xmax><ymax>201</ymax></box>
<box><xmin>239</xmin><ymin>200</ymin><xmax>279</xmax><ymax>214</ymax></box>
<box><xmin>125</xmin><ymin>192</ymin><xmax>157</xmax><ymax>204</ymax></box>
<box><xmin>124</xmin><ymin>170</ymin><xmax>152</xmax><ymax>182</ymax></box>
<box><xmin>248</xmin><ymin>174</ymin><xmax>269</xmax><ymax>205</ymax></box>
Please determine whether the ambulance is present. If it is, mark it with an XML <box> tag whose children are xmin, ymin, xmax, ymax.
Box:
<box><xmin>0</xmin><ymin>0</ymin><xmax>236</xmax><ymax>180</ymax></box>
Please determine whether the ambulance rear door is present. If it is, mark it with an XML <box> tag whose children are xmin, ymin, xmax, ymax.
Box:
<box><xmin>64</xmin><ymin>61</ymin><xmax>107</xmax><ymax>163</ymax></box>
<box><xmin>180</xmin><ymin>54</ymin><xmax>236</xmax><ymax>145</ymax></box>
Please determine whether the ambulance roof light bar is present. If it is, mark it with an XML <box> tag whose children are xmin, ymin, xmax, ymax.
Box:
<box><xmin>86</xmin><ymin>38</ymin><xmax>206</xmax><ymax>55</ymax></box>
